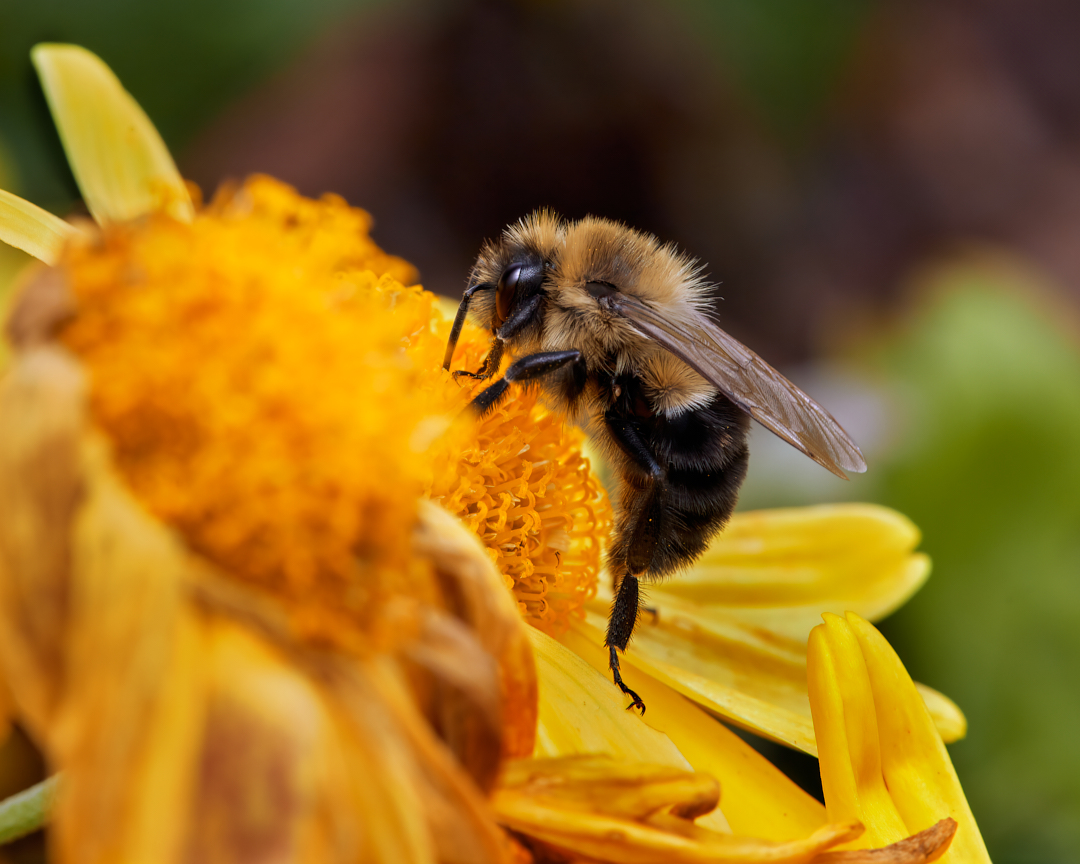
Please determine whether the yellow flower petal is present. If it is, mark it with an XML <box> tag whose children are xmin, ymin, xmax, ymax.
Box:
<box><xmin>32</xmin><ymin>44</ymin><xmax>193</xmax><ymax>224</ymax></box>
<box><xmin>495</xmin><ymin>759</ymin><xmax>862</xmax><ymax>864</ymax></box>
<box><xmin>528</xmin><ymin>627</ymin><xmax>734</xmax><ymax>834</ymax></box>
<box><xmin>808</xmin><ymin>614</ymin><xmax>908</xmax><ymax>849</ymax></box>
<box><xmin>808</xmin><ymin>613</ymin><xmax>989</xmax><ymax>862</ymax></box>
<box><xmin>583</xmin><ymin>505</ymin><xmax>963</xmax><ymax>755</ymax></box>
<box><xmin>0</xmin><ymin>189</ymin><xmax>77</xmax><ymax>265</ymax></box>
<box><xmin>529</xmin><ymin>627</ymin><xmax>689</xmax><ymax>768</ymax></box>
<box><xmin>557</xmin><ymin>621</ymin><xmax>828</xmax><ymax>842</ymax></box>
<box><xmin>578</xmin><ymin>605</ymin><xmax>819</xmax><ymax>753</ymax></box>
<box><xmin>501</xmin><ymin>756</ymin><xmax>720</xmax><ymax>822</ymax></box>
<box><xmin>650</xmin><ymin>505</ymin><xmax>930</xmax><ymax>641</ymax></box>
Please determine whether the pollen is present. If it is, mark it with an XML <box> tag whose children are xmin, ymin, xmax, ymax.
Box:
<box><xmin>429</xmin><ymin>388</ymin><xmax>612</xmax><ymax>632</ymax></box>
<box><xmin>58</xmin><ymin>175</ymin><xmax>609</xmax><ymax>646</ymax></box>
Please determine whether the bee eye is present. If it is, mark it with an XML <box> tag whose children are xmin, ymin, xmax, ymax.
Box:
<box><xmin>495</xmin><ymin>264</ymin><xmax>522</xmax><ymax>324</ymax></box>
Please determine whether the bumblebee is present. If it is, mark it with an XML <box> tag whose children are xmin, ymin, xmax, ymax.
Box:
<box><xmin>443</xmin><ymin>212</ymin><xmax>865</xmax><ymax>711</ymax></box>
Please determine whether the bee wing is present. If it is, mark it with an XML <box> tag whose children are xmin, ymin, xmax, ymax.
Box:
<box><xmin>605</xmin><ymin>293</ymin><xmax>867</xmax><ymax>479</ymax></box>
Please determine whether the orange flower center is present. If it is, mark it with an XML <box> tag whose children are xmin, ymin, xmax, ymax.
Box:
<box><xmin>59</xmin><ymin>176</ymin><xmax>610</xmax><ymax>648</ymax></box>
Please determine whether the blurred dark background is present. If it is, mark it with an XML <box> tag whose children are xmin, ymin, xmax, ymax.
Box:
<box><xmin>2</xmin><ymin>1</ymin><xmax>1079</xmax><ymax>861</ymax></box>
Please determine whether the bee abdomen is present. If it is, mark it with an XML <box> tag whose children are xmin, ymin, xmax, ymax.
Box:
<box><xmin>609</xmin><ymin>392</ymin><xmax>750</xmax><ymax>579</ymax></box>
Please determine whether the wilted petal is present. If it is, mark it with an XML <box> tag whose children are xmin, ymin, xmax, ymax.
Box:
<box><xmin>5</xmin><ymin>267</ymin><xmax>76</xmax><ymax>351</ymax></box>
<box><xmin>808</xmin><ymin>613</ymin><xmax>989</xmax><ymax>862</ymax></box>
<box><xmin>811</xmin><ymin>819</ymin><xmax>956</xmax><ymax>863</ymax></box>
<box><xmin>32</xmin><ymin>44</ymin><xmax>193</xmax><ymax>224</ymax></box>
<box><xmin>0</xmin><ymin>348</ymin><xmax>212</xmax><ymax>862</ymax></box>
<box><xmin>189</xmin><ymin>620</ymin><xmax>455</xmax><ymax>864</ymax></box>
<box><xmin>0</xmin><ymin>310</ymin><xmax>514</xmax><ymax>864</ymax></box>
<box><xmin>412</xmin><ymin>500</ymin><xmax>538</xmax><ymax>766</ymax></box>
<box><xmin>338</xmin><ymin>656</ymin><xmax>509</xmax><ymax>864</ymax></box>
<box><xmin>0</xmin><ymin>346</ymin><xmax>86</xmax><ymax>736</ymax></box>
<box><xmin>0</xmin><ymin>189</ymin><xmax>78</xmax><ymax>265</ymax></box>
<box><xmin>182</xmin><ymin>621</ymin><xmax>327</xmax><ymax>864</ymax></box>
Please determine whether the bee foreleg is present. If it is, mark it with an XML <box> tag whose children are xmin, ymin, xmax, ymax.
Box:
<box><xmin>453</xmin><ymin>337</ymin><xmax>504</xmax><ymax>381</ymax></box>
<box><xmin>442</xmin><ymin>281</ymin><xmax>494</xmax><ymax>371</ymax></box>
<box><xmin>468</xmin><ymin>350</ymin><xmax>582</xmax><ymax>416</ymax></box>
<box><xmin>606</xmin><ymin>573</ymin><xmax>645</xmax><ymax>713</ymax></box>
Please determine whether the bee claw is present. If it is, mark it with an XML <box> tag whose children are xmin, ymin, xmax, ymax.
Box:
<box><xmin>623</xmin><ymin>690</ymin><xmax>646</xmax><ymax>714</ymax></box>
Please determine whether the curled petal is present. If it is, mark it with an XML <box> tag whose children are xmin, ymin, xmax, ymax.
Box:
<box><xmin>0</xmin><ymin>346</ymin><xmax>86</xmax><ymax>736</ymax></box>
<box><xmin>401</xmin><ymin>604</ymin><xmax>503</xmax><ymax>791</ymax></box>
<box><xmin>495</xmin><ymin>763</ymin><xmax>863</xmax><ymax>864</ymax></box>
<box><xmin>412</xmin><ymin>500</ymin><xmax>538</xmax><ymax>765</ymax></box>
<box><xmin>812</xmin><ymin>818</ymin><xmax>956</xmax><ymax>863</ymax></box>
<box><xmin>32</xmin><ymin>44</ymin><xmax>193</xmax><ymax>224</ymax></box>
<box><xmin>0</xmin><ymin>189</ymin><xmax>78</xmax><ymax>265</ymax></box>
<box><xmin>808</xmin><ymin>613</ymin><xmax>990</xmax><ymax>862</ymax></box>
<box><xmin>501</xmin><ymin>756</ymin><xmax>720</xmax><ymax>822</ymax></box>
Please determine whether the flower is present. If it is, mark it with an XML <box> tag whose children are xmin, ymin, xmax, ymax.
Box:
<box><xmin>0</xmin><ymin>43</ymin><xmax>983</xmax><ymax>864</ymax></box>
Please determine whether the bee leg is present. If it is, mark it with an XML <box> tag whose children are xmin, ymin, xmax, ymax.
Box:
<box><xmin>603</xmin><ymin>410</ymin><xmax>669</xmax><ymax>713</ymax></box>
<box><xmin>453</xmin><ymin>338</ymin><xmax>504</xmax><ymax>381</ymax></box>
<box><xmin>469</xmin><ymin>350</ymin><xmax>582</xmax><ymax>416</ymax></box>
<box><xmin>442</xmin><ymin>281</ymin><xmax>494</xmax><ymax>371</ymax></box>
<box><xmin>606</xmin><ymin>573</ymin><xmax>645</xmax><ymax>713</ymax></box>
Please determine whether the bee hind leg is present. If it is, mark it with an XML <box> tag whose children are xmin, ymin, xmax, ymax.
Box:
<box><xmin>602</xmin><ymin>409</ymin><xmax>670</xmax><ymax>713</ymax></box>
<box><xmin>606</xmin><ymin>573</ymin><xmax>645</xmax><ymax>713</ymax></box>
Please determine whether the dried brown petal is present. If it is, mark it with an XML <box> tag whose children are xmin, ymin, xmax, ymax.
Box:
<box><xmin>5</xmin><ymin>266</ymin><xmax>76</xmax><ymax>349</ymax></box>
<box><xmin>810</xmin><ymin>819</ymin><xmax>957</xmax><ymax>863</ymax></box>
<box><xmin>321</xmin><ymin>655</ymin><xmax>508</xmax><ymax>864</ymax></box>
<box><xmin>0</xmin><ymin>345</ymin><xmax>84</xmax><ymax>737</ymax></box>
<box><xmin>403</xmin><ymin>606</ymin><xmax>503</xmax><ymax>792</ymax></box>
<box><xmin>414</xmin><ymin>501</ymin><xmax>538</xmax><ymax>763</ymax></box>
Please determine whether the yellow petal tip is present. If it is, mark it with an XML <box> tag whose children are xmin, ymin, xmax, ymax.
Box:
<box><xmin>31</xmin><ymin>43</ymin><xmax>193</xmax><ymax>224</ymax></box>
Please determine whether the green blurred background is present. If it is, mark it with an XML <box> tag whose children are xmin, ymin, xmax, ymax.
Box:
<box><xmin>2</xmin><ymin>1</ymin><xmax>1079</xmax><ymax>861</ymax></box>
